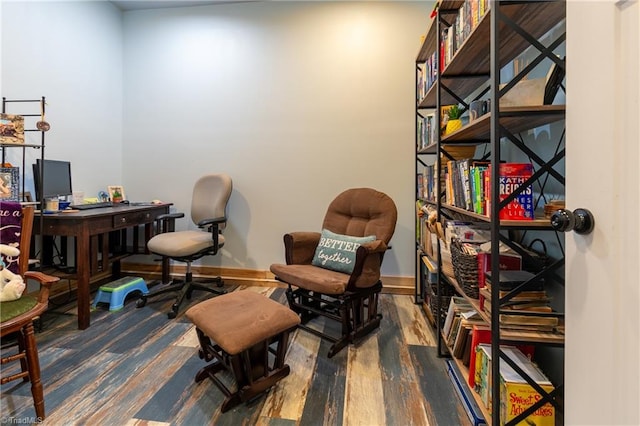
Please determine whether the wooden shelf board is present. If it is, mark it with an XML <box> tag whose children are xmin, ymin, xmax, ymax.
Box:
<box><xmin>441</xmin><ymin>204</ymin><xmax>554</xmax><ymax>229</ymax></box>
<box><xmin>1</xmin><ymin>143</ymin><xmax>43</xmax><ymax>149</ymax></box>
<box><xmin>442</xmin><ymin>105</ymin><xmax>565</xmax><ymax>142</ymax></box>
<box><xmin>417</xmin><ymin>142</ymin><xmax>438</xmax><ymax>155</ymax></box>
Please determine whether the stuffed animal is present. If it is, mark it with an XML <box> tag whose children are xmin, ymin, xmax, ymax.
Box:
<box><xmin>0</xmin><ymin>244</ymin><xmax>26</xmax><ymax>302</ymax></box>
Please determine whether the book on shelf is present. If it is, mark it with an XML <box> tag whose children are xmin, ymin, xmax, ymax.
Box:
<box><xmin>442</xmin><ymin>297</ymin><xmax>485</xmax><ymax>363</ymax></box>
<box><xmin>477</xmin><ymin>251</ymin><xmax>522</xmax><ymax>310</ymax></box>
<box><xmin>488</xmin><ymin>162</ymin><xmax>535</xmax><ymax>221</ymax></box>
<box><xmin>477</xmin><ymin>252</ymin><xmax>522</xmax><ymax>289</ymax></box>
<box><xmin>467</xmin><ymin>326</ymin><xmax>536</xmax><ymax>389</ymax></box>
<box><xmin>475</xmin><ymin>344</ymin><xmax>555</xmax><ymax>425</ymax></box>
<box><xmin>498</xmin><ymin>313</ymin><xmax>559</xmax><ymax>328</ymax></box>
<box><xmin>437</xmin><ymin>0</ymin><xmax>490</xmax><ymax>73</ymax></box>
<box><xmin>485</xmin><ymin>270</ymin><xmax>543</xmax><ymax>292</ymax></box>
<box><xmin>442</xmin><ymin>158</ymin><xmax>491</xmax><ymax>214</ymax></box>
<box><xmin>481</xmin><ymin>291</ymin><xmax>559</xmax><ymax>332</ymax></box>
<box><xmin>453</xmin><ymin>319</ymin><xmax>472</xmax><ymax>358</ymax></box>
<box><xmin>443</xmin><ymin>296</ymin><xmax>474</xmax><ymax>337</ymax></box>
<box><xmin>453</xmin><ymin>317</ymin><xmax>485</xmax><ymax>360</ymax></box>
<box><xmin>468</xmin><ymin>325</ymin><xmax>491</xmax><ymax>388</ymax></box>
<box><xmin>480</xmin><ymin>287</ymin><xmax>550</xmax><ymax>304</ymax></box>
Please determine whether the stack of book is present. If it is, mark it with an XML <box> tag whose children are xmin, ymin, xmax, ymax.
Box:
<box><xmin>482</xmin><ymin>270</ymin><xmax>560</xmax><ymax>332</ymax></box>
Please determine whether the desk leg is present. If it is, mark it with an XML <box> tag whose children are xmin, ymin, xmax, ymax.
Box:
<box><xmin>76</xmin><ymin>233</ymin><xmax>91</xmax><ymax>330</ymax></box>
<box><xmin>144</xmin><ymin>223</ymin><xmax>154</xmax><ymax>254</ymax></box>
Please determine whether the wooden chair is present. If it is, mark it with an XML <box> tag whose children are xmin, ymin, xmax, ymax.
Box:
<box><xmin>1</xmin><ymin>203</ymin><xmax>59</xmax><ymax>420</ymax></box>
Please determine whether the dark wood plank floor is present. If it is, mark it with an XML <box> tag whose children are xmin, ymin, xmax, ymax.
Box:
<box><xmin>1</xmin><ymin>282</ymin><xmax>471</xmax><ymax>425</ymax></box>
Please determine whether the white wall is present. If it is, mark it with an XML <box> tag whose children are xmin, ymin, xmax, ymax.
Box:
<box><xmin>0</xmin><ymin>1</ymin><xmax>123</xmax><ymax>193</ymax></box>
<box><xmin>1</xmin><ymin>1</ymin><xmax>429</xmax><ymax>278</ymax></box>
<box><xmin>122</xmin><ymin>1</ymin><xmax>427</xmax><ymax>276</ymax></box>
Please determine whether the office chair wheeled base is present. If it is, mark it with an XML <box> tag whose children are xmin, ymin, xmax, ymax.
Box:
<box><xmin>136</xmin><ymin>272</ymin><xmax>225</xmax><ymax>319</ymax></box>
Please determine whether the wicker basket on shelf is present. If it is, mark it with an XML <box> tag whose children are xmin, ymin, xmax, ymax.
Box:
<box><xmin>428</xmin><ymin>280</ymin><xmax>457</xmax><ymax>327</ymax></box>
<box><xmin>450</xmin><ymin>238</ymin><xmax>480</xmax><ymax>299</ymax></box>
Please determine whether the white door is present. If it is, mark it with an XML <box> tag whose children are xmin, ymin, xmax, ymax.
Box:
<box><xmin>566</xmin><ymin>1</ymin><xmax>640</xmax><ymax>424</ymax></box>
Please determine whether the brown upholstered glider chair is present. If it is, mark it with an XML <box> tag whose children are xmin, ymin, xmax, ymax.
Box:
<box><xmin>270</xmin><ymin>188</ymin><xmax>397</xmax><ymax>357</ymax></box>
<box><xmin>1</xmin><ymin>203</ymin><xmax>60</xmax><ymax>420</ymax></box>
<box><xmin>136</xmin><ymin>174</ymin><xmax>232</xmax><ymax>319</ymax></box>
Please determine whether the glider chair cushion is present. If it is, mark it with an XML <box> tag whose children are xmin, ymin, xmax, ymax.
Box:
<box><xmin>1</xmin><ymin>203</ymin><xmax>60</xmax><ymax>420</ymax></box>
<box><xmin>136</xmin><ymin>173</ymin><xmax>232</xmax><ymax>319</ymax></box>
<box><xmin>270</xmin><ymin>188</ymin><xmax>397</xmax><ymax>357</ymax></box>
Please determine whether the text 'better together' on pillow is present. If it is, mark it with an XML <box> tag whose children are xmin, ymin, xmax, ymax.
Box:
<box><xmin>311</xmin><ymin>229</ymin><xmax>376</xmax><ymax>274</ymax></box>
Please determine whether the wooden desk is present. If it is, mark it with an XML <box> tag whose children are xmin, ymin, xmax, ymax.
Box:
<box><xmin>35</xmin><ymin>203</ymin><xmax>170</xmax><ymax>329</ymax></box>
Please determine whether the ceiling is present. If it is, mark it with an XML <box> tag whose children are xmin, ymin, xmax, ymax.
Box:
<box><xmin>110</xmin><ymin>1</ymin><xmax>253</xmax><ymax>11</ymax></box>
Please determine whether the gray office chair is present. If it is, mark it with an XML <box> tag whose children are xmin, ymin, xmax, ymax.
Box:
<box><xmin>136</xmin><ymin>173</ymin><xmax>232</xmax><ymax>318</ymax></box>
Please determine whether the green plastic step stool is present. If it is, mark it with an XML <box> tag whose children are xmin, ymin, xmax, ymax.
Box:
<box><xmin>92</xmin><ymin>276</ymin><xmax>149</xmax><ymax>311</ymax></box>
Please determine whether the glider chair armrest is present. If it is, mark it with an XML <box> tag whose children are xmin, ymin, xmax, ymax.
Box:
<box><xmin>24</xmin><ymin>271</ymin><xmax>59</xmax><ymax>304</ymax></box>
<box><xmin>284</xmin><ymin>232</ymin><xmax>321</xmax><ymax>265</ymax></box>
<box><xmin>155</xmin><ymin>212</ymin><xmax>185</xmax><ymax>233</ymax></box>
<box><xmin>346</xmin><ymin>240</ymin><xmax>389</xmax><ymax>291</ymax></box>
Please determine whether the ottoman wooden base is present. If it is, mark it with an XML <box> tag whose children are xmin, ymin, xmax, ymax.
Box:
<box><xmin>186</xmin><ymin>291</ymin><xmax>300</xmax><ymax>413</ymax></box>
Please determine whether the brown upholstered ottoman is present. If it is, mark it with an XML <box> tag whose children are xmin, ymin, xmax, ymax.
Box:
<box><xmin>185</xmin><ymin>290</ymin><xmax>300</xmax><ymax>412</ymax></box>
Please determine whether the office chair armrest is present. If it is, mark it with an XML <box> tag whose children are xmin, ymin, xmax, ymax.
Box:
<box><xmin>283</xmin><ymin>232</ymin><xmax>321</xmax><ymax>265</ymax></box>
<box><xmin>346</xmin><ymin>240</ymin><xmax>389</xmax><ymax>291</ymax></box>
<box><xmin>155</xmin><ymin>212</ymin><xmax>185</xmax><ymax>233</ymax></box>
<box><xmin>197</xmin><ymin>216</ymin><xmax>227</xmax><ymax>229</ymax></box>
<box><xmin>157</xmin><ymin>212</ymin><xmax>185</xmax><ymax>221</ymax></box>
<box><xmin>24</xmin><ymin>271</ymin><xmax>60</xmax><ymax>304</ymax></box>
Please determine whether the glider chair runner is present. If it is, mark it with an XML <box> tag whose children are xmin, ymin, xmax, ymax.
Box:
<box><xmin>1</xmin><ymin>203</ymin><xmax>60</xmax><ymax>419</ymax></box>
<box><xmin>270</xmin><ymin>188</ymin><xmax>397</xmax><ymax>357</ymax></box>
<box><xmin>136</xmin><ymin>174</ymin><xmax>232</xmax><ymax>319</ymax></box>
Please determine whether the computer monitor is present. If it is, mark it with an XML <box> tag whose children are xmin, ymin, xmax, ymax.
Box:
<box><xmin>33</xmin><ymin>159</ymin><xmax>73</xmax><ymax>201</ymax></box>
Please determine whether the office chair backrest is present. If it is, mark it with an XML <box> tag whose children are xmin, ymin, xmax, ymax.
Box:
<box><xmin>322</xmin><ymin>188</ymin><xmax>397</xmax><ymax>244</ymax></box>
<box><xmin>191</xmin><ymin>174</ymin><xmax>233</xmax><ymax>227</ymax></box>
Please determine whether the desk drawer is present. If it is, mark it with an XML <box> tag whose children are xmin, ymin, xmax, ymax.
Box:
<box><xmin>113</xmin><ymin>210</ymin><xmax>159</xmax><ymax>229</ymax></box>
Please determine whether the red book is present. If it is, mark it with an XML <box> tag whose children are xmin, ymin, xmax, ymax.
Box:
<box><xmin>468</xmin><ymin>325</ymin><xmax>491</xmax><ymax>388</ymax></box>
<box><xmin>498</xmin><ymin>163</ymin><xmax>534</xmax><ymax>220</ymax></box>
<box><xmin>477</xmin><ymin>252</ymin><xmax>522</xmax><ymax>310</ymax></box>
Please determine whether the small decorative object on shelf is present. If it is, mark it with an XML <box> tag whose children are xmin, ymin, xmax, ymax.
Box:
<box><xmin>36</xmin><ymin>101</ymin><xmax>51</xmax><ymax>132</ymax></box>
<box><xmin>444</xmin><ymin>104</ymin><xmax>463</xmax><ymax>135</ymax></box>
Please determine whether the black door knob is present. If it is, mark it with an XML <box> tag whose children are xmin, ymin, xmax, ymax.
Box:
<box><xmin>550</xmin><ymin>208</ymin><xmax>595</xmax><ymax>235</ymax></box>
